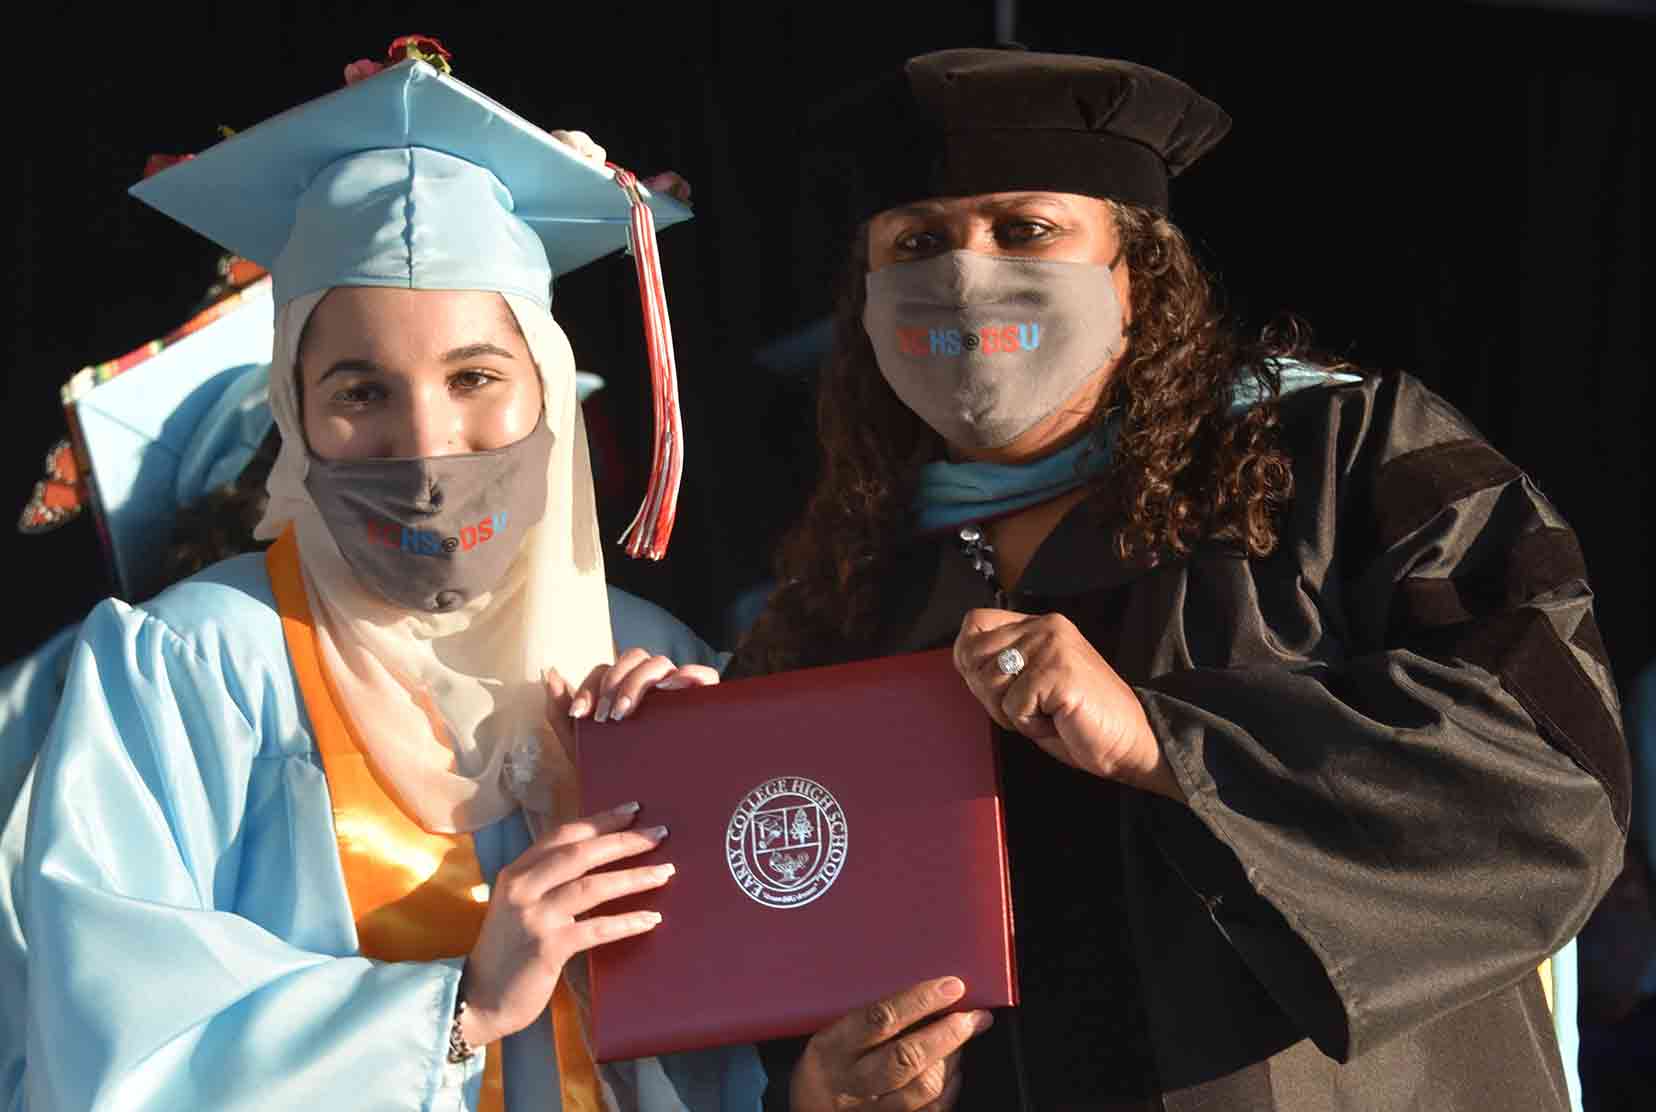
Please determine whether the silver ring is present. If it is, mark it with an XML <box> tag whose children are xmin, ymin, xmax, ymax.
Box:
<box><xmin>995</xmin><ymin>647</ymin><xmax>1026</xmax><ymax>678</ymax></box>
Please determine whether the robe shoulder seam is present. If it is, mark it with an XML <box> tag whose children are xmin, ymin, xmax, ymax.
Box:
<box><xmin>126</xmin><ymin>606</ymin><xmax>262</xmax><ymax>745</ymax></box>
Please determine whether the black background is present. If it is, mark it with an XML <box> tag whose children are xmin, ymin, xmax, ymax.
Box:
<box><xmin>7</xmin><ymin>0</ymin><xmax>1652</xmax><ymax>691</ymax></box>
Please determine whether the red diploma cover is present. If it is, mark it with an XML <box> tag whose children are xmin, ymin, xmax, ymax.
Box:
<box><xmin>576</xmin><ymin>648</ymin><xmax>1017</xmax><ymax>1062</ymax></box>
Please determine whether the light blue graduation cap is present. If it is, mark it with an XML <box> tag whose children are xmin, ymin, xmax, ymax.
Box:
<box><xmin>130</xmin><ymin>57</ymin><xmax>690</xmax><ymax>308</ymax></box>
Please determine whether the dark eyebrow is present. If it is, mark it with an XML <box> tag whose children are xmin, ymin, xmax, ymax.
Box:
<box><xmin>317</xmin><ymin>358</ymin><xmax>383</xmax><ymax>384</ymax></box>
<box><xmin>882</xmin><ymin>193</ymin><xmax>1077</xmax><ymax>221</ymax></box>
<box><xmin>442</xmin><ymin>342</ymin><xmax>517</xmax><ymax>363</ymax></box>
<box><xmin>884</xmin><ymin>200</ymin><xmax>950</xmax><ymax>218</ymax></box>
<box><xmin>978</xmin><ymin>193</ymin><xmax>1077</xmax><ymax>214</ymax></box>
<box><xmin>315</xmin><ymin>344</ymin><xmax>516</xmax><ymax>384</ymax></box>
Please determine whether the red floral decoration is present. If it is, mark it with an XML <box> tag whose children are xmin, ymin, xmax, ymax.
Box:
<box><xmin>386</xmin><ymin>35</ymin><xmax>453</xmax><ymax>74</ymax></box>
<box><xmin>345</xmin><ymin>35</ymin><xmax>453</xmax><ymax>85</ymax></box>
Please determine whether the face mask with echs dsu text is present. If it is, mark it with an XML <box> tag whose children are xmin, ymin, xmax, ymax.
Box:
<box><xmin>862</xmin><ymin>250</ymin><xmax>1124</xmax><ymax>450</ymax></box>
<box><xmin>304</xmin><ymin>416</ymin><xmax>553</xmax><ymax>613</ymax></box>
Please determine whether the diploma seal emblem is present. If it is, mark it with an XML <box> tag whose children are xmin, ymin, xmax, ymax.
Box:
<box><xmin>726</xmin><ymin>776</ymin><xmax>849</xmax><ymax>909</ymax></box>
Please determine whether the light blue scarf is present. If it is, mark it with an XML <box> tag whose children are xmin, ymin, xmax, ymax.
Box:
<box><xmin>912</xmin><ymin>359</ymin><xmax>1359</xmax><ymax>534</ymax></box>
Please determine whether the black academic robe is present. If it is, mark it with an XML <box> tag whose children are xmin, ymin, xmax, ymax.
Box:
<box><xmin>747</xmin><ymin>372</ymin><xmax>1629</xmax><ymax>1111</ymax></box>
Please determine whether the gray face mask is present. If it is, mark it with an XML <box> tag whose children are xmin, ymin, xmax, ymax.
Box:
<box><xmin>863</xmin><ymin>251</ymin><xmax>1124</xmax><ymax>449</ymax></box>
<box><xmin>305</xmin><ymin>418</ymin><xmax>553</xmax><ymax>613</ymax></box>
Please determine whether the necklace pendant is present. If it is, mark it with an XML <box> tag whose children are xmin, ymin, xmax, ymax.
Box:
<box><xmin>956</xmin><ymin>520</ymin><xmax>1001</xmax><ymax>592</ymax></box>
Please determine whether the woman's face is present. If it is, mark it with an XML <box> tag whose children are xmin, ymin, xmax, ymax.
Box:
<box><xmin>299</xmin><ymin>287</ymin><xmax>542</xmax><ymax>461</ymax></box>
<box><xmin>865</xmin><ymin>191</ymin><xmax>1133</xmax><ymax>463</ymax></box>
<box><xmin>866</xmin><ymin>190</ymin><xmax>1124</xmax><ymax>274</ymax></box>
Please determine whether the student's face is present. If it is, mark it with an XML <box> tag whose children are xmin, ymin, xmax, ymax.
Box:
<box><xmin>298</xmin><ymin>288</ymin><xmax>542</xmax><ymax>461</ymax></box>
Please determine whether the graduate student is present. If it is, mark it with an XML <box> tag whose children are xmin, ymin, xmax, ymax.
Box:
<box><xmin>733</xmin><ymin>48</ymin><xmax>1629</xmax><ymax>1110</ymax></box>
<box><xmin>18</xmin><ymin>43</ymin><xmax>761</xmax><ymax>1110</ymax></box>
<box><xmin>0</xmin><ymin>295</ymin><xmax>704</xmax><ymax>1112</ymax></box>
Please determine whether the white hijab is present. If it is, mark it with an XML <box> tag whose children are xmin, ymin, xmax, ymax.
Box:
<box><xmin>256</xmin><ymin>289</ymin><xmax>613</xmax><ymax>834</ymax></box>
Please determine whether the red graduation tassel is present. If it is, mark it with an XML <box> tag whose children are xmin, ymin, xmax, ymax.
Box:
<box><xmin>608</xmin><ymin>166</ymin><xmax>683</xmax><ymax>561</ymax></box>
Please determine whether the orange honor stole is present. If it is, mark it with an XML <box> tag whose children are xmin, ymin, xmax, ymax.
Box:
<box><xmin>269</xmin><ymin>529</ymin><xmax>603</xmax><ymax>1111</ymax></box>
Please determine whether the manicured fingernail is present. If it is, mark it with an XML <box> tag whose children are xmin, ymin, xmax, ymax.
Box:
<box><xmin>644</xmin><ymin>825</ymin><xmax>669</xmax><ymax>841</ymax></box>
<box><xmin>570</xmin><ymin>693</ymin><xmax>592</xmax><ymax>718</ymax></box>
<box><xmin>612</xmin><ymin>695</ymin><xmax>634</xmax><ymax>721</ymax></box>
<box><xmin>656</xmin><ymin>863</ymin><xmax>677</xmax><ymax>879</ymax></box>
<box><xmin>594</xmin><ymin>696</ymin><xmax>612</xmax><ymax>722</ymax></box>
<box><xmin>973</xmin><ymin>1011</ymin><xmax>994</xmax><ymax>1032</ymax></box>
<box><xmin>640</xmin><ymin>911</ymin><xmax>663</xmax><ymax>926</ymax></box>
<box><xmin>611</xmin><ymin>800</ymin><xmax>641</xmax><ymax>816</ymax></box>
<box><xmin>939</xmin><ymin>977</ymin><xmax>965</xmax><ymax>997</ymax></box>
<box><xmin>654</xmin><ymin>677</ymin><xmax>689</xmax><ymax>691</ymax></box>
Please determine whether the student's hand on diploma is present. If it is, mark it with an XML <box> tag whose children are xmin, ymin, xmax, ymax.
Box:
<box><xmin>568</xmin><ymin>648</ymin><xmax>719</xmax><ymax>723</ymax></box>
<box><xmin>460</xmin><ymin>802</ymin><xmax>672</xmax><ymax>1048</ymax></box>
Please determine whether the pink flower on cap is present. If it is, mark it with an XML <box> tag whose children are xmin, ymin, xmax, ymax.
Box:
<box><xmin>343</xmin><ymin>58</ymin><xmax>385</xmax><ymax>85</ymax></box>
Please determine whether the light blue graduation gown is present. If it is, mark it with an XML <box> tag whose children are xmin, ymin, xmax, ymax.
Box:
<box><xmin>8</xmin><ymin>554</ymin><xmax>762</xmax><ymax>1110</ymax></box>
<box><xmin>0</xmin><ymin>627</ymin><xmax>77</xmax><ymax>1108</ymax></box>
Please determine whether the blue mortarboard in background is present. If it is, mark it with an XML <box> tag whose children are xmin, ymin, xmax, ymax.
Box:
<box><xmin>70</xmin><ymin>283</ymin><xmax>276</xmax><ymax>599</ymax></box>
<box><xmin>575</xmin><ymin>373</ymin><xmax>606</xmax><ymax>402</ymax></box>
<box><xmin>754</xmin><ymin>317</ymin><xmax>834</xmax><ymax>376</ymax></box>
<box><xmin>130</xmin><ymin>58</ymin><xmax>690</xmax><ymax>308</ymax></box>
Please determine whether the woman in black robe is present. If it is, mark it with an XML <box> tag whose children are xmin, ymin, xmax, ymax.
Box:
<box><xmin>733</xmin><ymin>48</ymin><xmax>1629</xmax><ymax>1112</ymax></box>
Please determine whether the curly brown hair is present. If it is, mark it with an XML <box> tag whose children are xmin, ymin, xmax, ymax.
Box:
<box><xmin>735</xmin><ymin>201</ymin><xmax>1322</xmax><ymax>674</ymax></box>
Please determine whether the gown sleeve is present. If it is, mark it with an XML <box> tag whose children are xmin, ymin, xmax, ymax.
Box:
<box><xmin>2</xmin><ymin>625</ymin><xmax>81</xmax><ymax>1111</ymax></box>
<box><xmin>22</xmin><ymin>597</ymin><xmax>480</xmax><ymax>1111</ymax></box>
<box><xmin>606</xmin><ymin>586</ymin><xmax>729</xmax><ymax>672</ymax></box>
<box><xmin>1135</xmin><ymin>372</ymin><xmax>1629</xmax><ymax>1062</ymax></box>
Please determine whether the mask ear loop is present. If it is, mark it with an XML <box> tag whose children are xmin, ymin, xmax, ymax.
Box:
<box><xmin>608</xmin><ymin>165</ymin><xmax>683</xmax><ymax>561</ymax></box>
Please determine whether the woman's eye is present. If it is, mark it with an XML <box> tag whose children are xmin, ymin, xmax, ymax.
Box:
<box><xmin>450</xmin><ymin>369</ymin><xmax>497</xmax><ymax>393</ymax></box>
<box><xmin>895</xmin><ymin>231</ymin><xmax>944</xmax><ymax>254</ymax></box>
<box><xmin>998</xmin><ymin>221</ymin><xmax>1053</xmax><ymax>245</ymax></box>
<box><xmin>331</xmin><ymin>382</ymin><xmax>384</xmax><ymax>406</ymax></box>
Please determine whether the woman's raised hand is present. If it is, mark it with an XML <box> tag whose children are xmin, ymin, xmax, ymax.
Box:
<box><xmin>953</xmin><ymin>608</ymin><xmax>1185</xmax><ymax>801</ymax></box>
<box><xmin>791</xmin><ymin>977</ymin><xmax>990</xmax><ymax>1110</ymax></box>
<box><xmin>459</xmin><ymin>802</ymin><xmax>671</xmax><ymax>1048</ymax></box>
<box><xmin>569</xmin><ymin>648</ymin><xmax>720</xmax><ymax>723</ymax></box>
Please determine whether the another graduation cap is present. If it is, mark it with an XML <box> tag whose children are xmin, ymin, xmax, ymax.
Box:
<box><xmin>63</xmin><ymin>280</ymin><xmax>276</xmax><ymax>600</ymax></box>
<box><xmin>754</xmin><ymin>317</ymin><xmax>835</xmax><ymax>376</ymax></box>
<box><xmin>131</xmin><ymin>39</ymin><xmax>690</xmax><ymax>557</ymax></box>
<box><xmin>815</xmin><ymin>46</ymin><xmax>1232</xmax><ymax>218</ymax></box>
